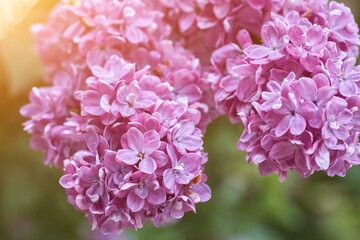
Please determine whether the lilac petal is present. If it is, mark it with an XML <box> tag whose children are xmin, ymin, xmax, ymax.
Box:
<box><xmin>294</xmin><ymin>150</ymin><xmax>309</xmax><ymax>170</ymax></box>
<box><xmin>315</xmin><ymin>143</ymin><xmax>330</xmax><ymax>170</ymax></box>
<box><xmin>127</xmin><ymin>127</ymin><xmax>144</xmax><ymax>153</ymax></box>
<box><xmin>197</xmin><ymin>16</ymin><xmax>218</xmax><ymax>29</ymax></box>
<box><xmin>232</xmin><ymin>64</ymin><xmax>256</xmax><ymax>76</ymax></box>
<box><xmin>147</xmin><ymin>188</ymin><xmax>166</xmax><ymax>205</ymax></box>
<box><xmin>259</xmin><ymin>160</ymin><xmax>277</xmax><ymax>176</ymax></box>
<box><xmin>339</xmin><ymin>80</ymin><xmax>358</xmax><ymax>97</ymax></box>
<box><xmin>244</xmin><ymin>45</ymin><xmax>272</xmax><ymax>59</ymax></box>
<box><xmin>59</xmin><ymin>174</ymin><xmax>76</xmax><ymax>188</ymax></box>
<box><xmin>179</xmin><ymin>84</ymin><xmax>202</xmax><ymax>103</ymax></box>
<box><xmin>247</xmin><ymin>0</ymin><xmax>265</xmax><ymax>9</ymax></box>
<box><xmin>213</xmin><ymin>3</ymin><xmax>230</xmax><ymax>19</ymax></box>
<box><xmin>116</xmin><ymin>149</ymin><xmax>139</xmax><ymax>165</ymax></box>
<box><xmin>313</xmin><ymin>73</ymin><xmax>330</xmax><ymax>88</ymax></box>
<box><xmin>63</xmin><ymin>21</ymin><xmax>85</xmax><ymax>40</ymax></box>
<box><xmin>101</xmin><ymin>113</ymin><xmax>117</xmax><ymax>126</ymax></box>
<box><xmin>274</xmin><ymin>98</ymin><xmax>292</xmax><ymax>115</ymax></box>
<box><xmin>125</xmin><ymin>26</ymin><xmax>144</xmax><ymax>44</ymax></box>
<box><xmin>135</xmin><ymin>185</ymin><xmax>149</xmax><ymax>199</ymax></box>
<box><xmin>120</xmin><ymin>182</ymin><xmax>138</xmax><ymax>191</ymax></box>
<box><xmin>90</xmin><ymin>202</ymin><xmax>105</xmax><ymax>214</ymax></box>
<box><xmin>345</xmin><ymin>72</ymin><xmax>360</xmax><ymax>81</ymax></box>
<box><xmin>171</xmin><ymin>205</ymin><xmax>185</xmax><ymax>219</ymax></box>
<box><xmin>317</xmin><ymin>87</ymin><xmax>334</xmax><ymax>106</ymax></box>
<box><xmin>127</xmin><ymin>82</ymin><xmax>142</xmax><ymax>98</ymax></box>
<box><xmin>261</xmin><ymin>22</ymin><xmax>279</xmax><ymax>47</ymax></box>
<box><xmin>139</xmin><ymin>156</ymin><xmax>157</xmax><ymax>174</ymax></box>
<box><xmin>236</xmin><ymin>29</ymin><xmax>252</xmax><ymax>49</ymax></box>
<box><xmin>86</xmin><ymin>127</ymin><xmax>99</xmax><ymax>153</ymax></box>
<box><xmin>326</xmin><ymin>97</ymin><xmax>347</xmax><ymax>118</ymax></box>
<box><xmin>112</xmin><ymin>101</ymin><xmax>135</xmax><ymax>117</ymax></box>
<box><xmin>309</xmin><ymin>110</ymin><xmax>323</xmax><ymax>129</ymax></box>
<box><xmin>176</xmin><ymin>173</ymin><xmax>192</xmax><ymax>185</ymax></box>
<box><xmin>180</xmin><ymin>153</ymin><xmax>202</xmax><ymax>172</ymax></box>
<box><xmin>333</xmin><ymin>126</ymin><xmax>350</xmax><ymax>140</ymax></box>
<box><xmin>151</xmin><ymin>150</ymin><xmax>169</xmax><ymax>168</ymax></box>
<box><xmin>176</xmin><ymin>121</ymin><xmax>195</xmax><ymax>139</ymax></box>
<box><xmin>275</xmin><ymin>115</ymin><xmax>292</xmax><ymax>137</ymax></box>
<box><xmin>337</xmin><ymin>109</ymin><xmax>353</xmax><ymax>124</ymax></box>
<box><xmin>342</xmin><ymin>58</ymin><xmax>356</xmax><ymax>77</ymax></box>
<box><xmin>290</xmin><ymin>115</ymin><xmax>306</xmax><ymax>135</ymax></box>
<box><xmin>307</xmin><ymin>26</ymin><xmax>326</xmax><ymax>46</ymax></box>
<box><xmin>75</xmin><ymin>194</ymin><xmax>88</xmax><ymax>210</ymax></box>
<box><xmin>163</xmin><ymin>169</ymin><xmax>176</xmax><ymax>190</ymax></box>
<box><xmin>179</xmin><ymin>135</ymin><xmax>203</xmax><ymax>152</ymax></box>
<box><xmin>136</xmin><ymin>91</ymin><xmax>157</xmax><ymax>108</ymax></box>
<box><xmin>326</xmin><ymin>60</ymin><xmax>340</xmax><ymax>77</ymax></box>
<box><xmin>79</xmin><ymin>166</ymin><xmax>99</xmax><ymax>185</ymax></box>
<box><xmin>179</xmin><ymin>12</ymin><xmax>196</xmax><ymax>32</ymax></box>
<box><xmin>236</xmin><ymin>76</ymin><xmax>260</xmax><ymax>102</ymax></box>
<box><xmin>268</xmin><ymin>50</ymin><xmax>285</xmax><ymax>60</ymax></box>
<box><xmin>166</xmin><ymin>144</ymin><xmax>178</xmax><ymax>166</ymax></box>
<box><xmin>269</xmin><ymin>141</ymin><xmax>295</xmax><ymax>160</ymax></box>
<box><xmin>100</xmin><ymin>94</ymin><xmax>111</xmax><ymax>113</ymax></box>
<box><xmin>101</xmin><ymin>218</ymin><xmax>122</xmax><ymax>235</ymax></box>
<box><xmin>127</xmin><ymin>191</ymin><xmax>145</xmax><ymax>212</ymax></box>
<box><xmin>288</xmin><ymin>25</ymin><xmax>303</xmax><ymax>46</ymax></box>
<box><xmin>191</xmin><ymin>183</ymin><xmax>211</xmax><ymax>202</ymax></box>
<box><xmin>298</xmin><ymin>102</ymin><xmax>317</xmax><ymax>119</ymax></box>
<box><xmin>297</xmin><ymin>77</ymin><xmax>317</xmax><ymax>101</ymax></box>
<box><xmin>220</xmin><ymin>75</ymin><xmax>239</xmax><ymax>92</ymax></box>
<box><xmin>143</xmin><ymin>130</ymin><xmax>160</xmax><ymax>155</ymax></box>
<box><xmin>250</xmin><ymin>150</ymin><xmax>268</xmax><ymax>164</ymax></box>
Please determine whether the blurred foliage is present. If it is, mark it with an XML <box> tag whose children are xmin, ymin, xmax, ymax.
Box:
<box><xmin>1</xmin><ymin>0</ymin><xmax>360</xmax><ymax>240</ymax></box>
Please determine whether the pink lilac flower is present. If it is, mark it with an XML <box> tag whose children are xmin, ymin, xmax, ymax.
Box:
<box><xmin>116</xmin><ymin>128</ymin><xmax>161</xmax><ymax>174</ymax></box>
<box><xmin>43</xmin><ymin>55</ymin><xmax>211</xmax><ymax>234</ymax></box>
<box><xmin>326</xmin><ymin>58</ymin><xmax>360</xmax><ymax>97</ymax></box>
<box><xmin>118</xmin><ymin>172</ymin><xmax>166</xmax><ymax>212</ymax></box>
<box><xmin>244</xmin><ymin>22</ymin><xmax>286</xmax><ymax>63</ymax></box>
<box><xmin>21</xmin><ymin>0</ymin><xmax>360</xmax><ymax>234</ymax></box>
<box><xmin>112</xmin><ymin>81</ymin><xmax>158</xmax><ymax>118</ymax></box>
<box><xmin>163</xmin><ymin>145</ymin><xmax>202</xmax><ymax>191</ymax></box>
<box><xmin>212</xmin><ymin>0</ymin><xmax>360</xmax><ymax>181</ymax></box>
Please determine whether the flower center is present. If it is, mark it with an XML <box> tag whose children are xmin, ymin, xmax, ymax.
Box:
<box><xmin>186</xmin><ymin>174</ymin><xmax>203</xmax><ymax>194</ymax></box>
<box><xmin>153</xmin><ymin>67</ymin><xmax>162</xmax><ymax>76</ymax></box>
<box><xmin>304</xmin><ymin>8</ymin><xmax>312</xmax><ymax>18</ymax></box>
<box><xmin>329</xmin><ymin>121</ymin><xmax>340</xmax><ymax>130</ymax></box>
<box><xmin>126</xmin><ymin>93</ymin><xmax>136</xmax><ymax>107</ymax></box>
<box><xmin>138</xmin><ymin>153</ymin><xmax>144</xmax><ymax>159</ymax></box>
<box><xmin>173</xmin><ymin>163</ymin><xmax>185</xmax><ymax>172</ymax></box>
<box><xmin>81</xmin><ymin>17</ymin><xmax>93</xmax><ymax>27</ymax></box>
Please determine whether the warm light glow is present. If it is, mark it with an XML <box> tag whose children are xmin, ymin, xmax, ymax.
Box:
<box><xmin>0</xmin><ymin>0</ymin><xmax>39</xmax><ymax>39</ymax></box>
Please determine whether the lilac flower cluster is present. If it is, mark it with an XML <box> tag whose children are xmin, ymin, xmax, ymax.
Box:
<box><xmin>57</xmin><ymin>56</ymin><xmax>210</xmax><ymax>233</ymax></box>
<box><xmin>21</xmin><ymin>0</ymin><xmax>360</xmax><ymax>234</ymax></box>
<box><xmin>146</xmin><ymin>0</ymin><xmax>286</xmax><ymax>63</ymax></box>
<box><xmin>22</xmin><ymin>0</ymin><xmax>215</xmax><ymax>167</ymax></box>
<box><xmin>21</xmin><ymin>0</ymin><xmax>212</xmax><ymax>234</ymax></box>
<box><xmin>212</xmin><ymin>0</ymin><xmax>360</xmax><ymax>180</ymax></box>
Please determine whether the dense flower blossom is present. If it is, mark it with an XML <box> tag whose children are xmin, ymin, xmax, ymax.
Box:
<box><xmin>21</xmin><ymin>0</ymin><xmax>360</xmax><ymax>235</ymax></box>
<box><xmin>55</xmin><ymin>56</ymin><xmax>211</xmax><ymax>233</ymax></box>
<box><xmin>211</xmin><ymin>0</ymin><xmax>360</xmax><ymax>181</ymax></box>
